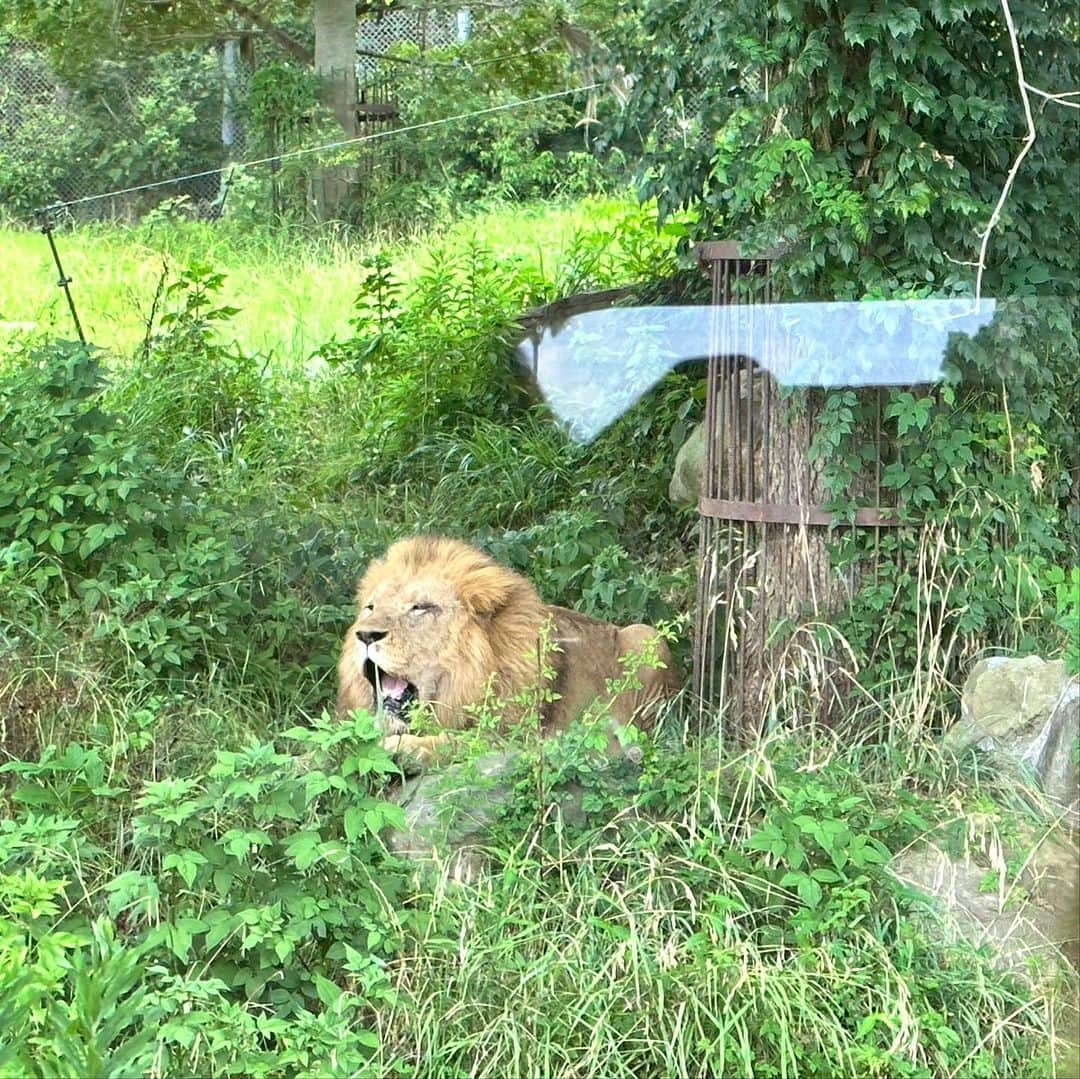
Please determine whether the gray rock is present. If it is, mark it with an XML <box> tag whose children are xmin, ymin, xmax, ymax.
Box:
<box><xmin>669</xmin><ymin>420</ymin><xmax>706</xmax><ymax>506</ymax></box>
<box><xmin>946</xmin><ymin>656</ymin><xmax>1079</xmax><ymax>819</ymax></box>
<box><xmin>1045</xmin><ymin>679</ymin><xmax>1080</xmax><ymax>813</ymax></box>
<box><xmin>892</xmin><ymin>832</ymin><xmax>1078</xmax><ymax>978</ymax></box>
<box><xmin>386</xmin><ymin>750</ymin><xmax>586</xmax><ymax>882</ymax></box>
<box><xmin>386</xmin><ymin>751</ymin><xmax>519</xmax><ymax>882</ymax></box>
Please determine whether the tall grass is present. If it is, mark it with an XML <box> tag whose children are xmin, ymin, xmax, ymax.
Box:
<box><xmin>372</xmin><ymin>728</ymin><xmax>1076</xmax><ymax>1079</ymax></box>
<box><xmin>0</xmin><ymin>196</ymin><xmax>641</xmax><ymax>364</ymax></box>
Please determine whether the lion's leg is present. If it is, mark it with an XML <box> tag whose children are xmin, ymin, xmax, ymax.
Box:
<box><xmin>611</xmin><ymin>625</ymin><xmax>677</xmax><ymax>732</ymax></box>
<box><xmin>383</xmin><ymin>731</ymin><xmax>452</xmax><ymax>772</ymax></box>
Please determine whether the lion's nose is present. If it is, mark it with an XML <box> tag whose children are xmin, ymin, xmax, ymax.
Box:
<box><xmin>356</xmin><ymin>629</ymin><xmax>387</xmax><ymax>645</ymax></box>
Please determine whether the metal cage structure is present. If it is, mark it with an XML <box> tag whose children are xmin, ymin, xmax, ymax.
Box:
<box><xmin>692</xmin><ymin>242</ymin><xmax>908</xmax><ymax>736</ymax></box>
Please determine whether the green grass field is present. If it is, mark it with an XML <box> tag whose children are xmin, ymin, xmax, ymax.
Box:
<box><xmin>0</xmin><ymin>197</ymin><xmax>639</xmax><ymax>364</ymax></box>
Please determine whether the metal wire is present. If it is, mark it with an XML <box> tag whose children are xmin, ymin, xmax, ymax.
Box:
<box><xmin>31</xmin><ymin>83</ymin><xmax>603</xmax><ymax>215</ymax></box>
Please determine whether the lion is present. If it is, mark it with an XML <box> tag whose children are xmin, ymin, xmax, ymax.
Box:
<box><xmin>336</xmin><ymin>535</ymin><xmax>678</xmax><ymax>768</ymax></box>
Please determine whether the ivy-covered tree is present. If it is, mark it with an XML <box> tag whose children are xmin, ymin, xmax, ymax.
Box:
<box><xmin>616</xmin><ymin>1</ymin><xmax>1079</xmax><ymax>698</ymax></box>
<box><xmin>617</xmin><ymin>0</ymin><xmax>1078</xmax><ymax>300</ymax></box>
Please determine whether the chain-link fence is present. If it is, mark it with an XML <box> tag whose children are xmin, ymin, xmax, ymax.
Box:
<box><xmin>0</xmin><ymin>8</ymin><xmax>613</xmax><ymax>226</ymax></box>
<box><xmin>0</xmin><ymin>10</ymin><xmax>466</xmax><ymax>223</ymax></box>
<box><xmin>357</xmin><ymin>8</ymin><xmax>463</xmax><ymax>84</ymax></box>
<box><xmin>0</xmin><ymin>36</ymin><xmax>249</xmax><ymax>220</ymax></box>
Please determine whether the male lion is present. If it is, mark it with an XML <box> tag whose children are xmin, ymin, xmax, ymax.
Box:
<box><xmin>336</xmin><ymin>535</ymin><xmax>678</xmax><ymax>767</ymax></box>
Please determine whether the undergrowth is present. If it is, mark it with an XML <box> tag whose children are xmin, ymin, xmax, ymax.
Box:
<box><xmin>1</xmin><ymin>199</ymin><xmax>1077</xmax><ymax>1076</ymax></box>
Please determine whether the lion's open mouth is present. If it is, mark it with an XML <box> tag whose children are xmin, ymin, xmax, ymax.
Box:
<box><xmin>364</xmin><ymin>660</ymin><xmax>419</xmax><ymax>724</ymax></box>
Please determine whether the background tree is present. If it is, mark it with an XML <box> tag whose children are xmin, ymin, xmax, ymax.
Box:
<box><xmin>0</xmin><ymin>0</ymin><xmax>312</xmax><ymax>75</ymax></box>
<box><xmin>0</xmin><ymin>0</ymin><xmax>365</xmax><ymax>217</ymax></box>
<box><xmin>312</xmin><ymin>0</ymin><xmax>359</xmax><ymax>217</ymax></box>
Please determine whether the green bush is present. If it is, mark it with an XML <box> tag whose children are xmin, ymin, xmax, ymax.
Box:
<box><xmin>0</xmin><ymin>43</ymin><xmax>225</xmax><ymax>215</ymax></box>
<box><xmin>0</xmin><ymin>337</ymin><xmax>250</xmax><ymax>675</ymax></box>
<box><xmin>813</xmin><ymin>299</ymin><xmax>1079</xmax><ymax>691</ymax></box>
<box><xmin>0</xmin><ymin>712</ymin><xmax>406</xmax><ymax>1077</ymax></box>
<box><xmin>485</xmin><ymin>508</ymin><xmax>686</xmax><ymax>629</ymax></box>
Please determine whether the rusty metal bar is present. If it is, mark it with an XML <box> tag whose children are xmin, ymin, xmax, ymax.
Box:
<box><xmin>699</xmin><ymin>498</ymin><xmax>904</xmax><ymax>527</ymax></box>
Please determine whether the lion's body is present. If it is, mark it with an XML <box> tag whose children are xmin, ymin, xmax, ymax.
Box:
<box><xmin>336</xmin><ymin>536</ymin><xmax>677</xmax><ymax>766</ymax></box>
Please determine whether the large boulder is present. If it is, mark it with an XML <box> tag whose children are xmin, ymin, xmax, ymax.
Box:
<box><xmin>897</xmin><ymin>655</ymin><xmax>1080</xmax><ymax>981</ymax></box>
<box><xmin>946</xmin><ymin>656</ymin><xmax>1079</xmax><ymax>820</ymax></box>
<box><xmin>892</xmin><ymin>830</ymin><xmax>1078</xmax><ymax>977</ymax></box>
<box><xmin>386</xmin><ymin>750</ymin><xmax>586</xmax><ymax>882</ymax></box>
<box><xmin>669</xmin><ymin>420</ymin><xmax>706</xmax><ymax>506</ymax></box>
<box><xmin>387</xmin><ymin>751</ymin><xmax>520</xmax><ymax>882</ymax></box>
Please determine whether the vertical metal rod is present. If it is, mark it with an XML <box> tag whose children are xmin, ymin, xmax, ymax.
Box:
<box><xmin>695</xmin><ymin>245</ymin><xmax>781</xmax><ymax>736</ymax></box>
<box><xmin>715</xmin><ymin>259</ymin><xmax>730</xmax><ymax>723</ymax></box>
<box><xmin>759</xmin><ymin>266</ymin><xmax>772</xmax><ymax>715</ymax></box>
<box><xmin>213</xmin><ymin>166</ymin><xmax>236</xmax><ymax>220</ymax></box>
<box><xmin>874</xmin><ymin>388</ymin><xmax>883</xmax><ymax>593</ymax></box>
<box><xmin>734</xmin><ymin>264</ymin><xmax>750</xmax><ymax>729</ymax></box>
<box><xmin>36</xmin><ymin>208</ymin><xmax>86</xmax><ymax>345</ymax></box>
<box><xmin>695</xmin><ymin>255</ymin><xmax>723</xmax><ymax>719</ymax></box>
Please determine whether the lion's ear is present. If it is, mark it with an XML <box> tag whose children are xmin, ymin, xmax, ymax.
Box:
<box><xmin>458</xmin><ymin>565</ymin><xmax>518</xmax><ymax>617</ymax></box>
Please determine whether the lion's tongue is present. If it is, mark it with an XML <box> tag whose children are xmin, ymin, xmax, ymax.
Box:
<box><xmin>381</xmin><ymin>674</ymin><xmax>410</xmax><ymax>700</ymax></box>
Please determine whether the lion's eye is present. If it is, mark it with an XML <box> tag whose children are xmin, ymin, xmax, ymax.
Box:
<box><xmin>363</xmin><ymin>603</ymin><xmax>374</xmax><ymax>612</ymax></box>
<box><xmin>410</xmin><ymin>602</ymin><xmax>439</xmax><ymax>615</ymax></box>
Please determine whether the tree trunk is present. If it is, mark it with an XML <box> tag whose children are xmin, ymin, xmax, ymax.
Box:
<box><xmin>313</xmin><ymin>0</ymin><xmax>359</xmax><ymax>220</ymax></box>
<box><xmin>218</xmin><ymin>37</ymin><xmax>243</xmax><ymax>208</ymax></box>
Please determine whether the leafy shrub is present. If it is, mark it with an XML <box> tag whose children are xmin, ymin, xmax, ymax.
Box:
<box><xmin>0</xmin><ymin>905</ymin><xmax>160</xmax><ymax>1078</ymax></box>
<box><xmin>813</xmin><ymin>300</ymin><xmax>1079</xmax><ymax>693</ymax></box>
<box><xmin>0</xmin><ymin>712</ymin><xmax>406</xmax><ymax>1077</ymax></box>
<box><xmin>0</xmin><ymin>42</ymin><xmax>225</xmax><ymax>215</ymax></box>
<box><xmin>1046</xmin><ymin>565</ymin><xmax>1080</xmax><ymax>675</ymax></box>
<box><xmin>113</xmin><ymin>261</ymin><xmax>276</xmax><ymax>458</ymax></box>
<box><xmin>485</xmin><ymin>508</ymin><xmax>685</xmax><ymax>628</ymax></box>
<box><xmin>377</xmin><ymin>736</ymin><xmax>1060</xmax><ymax>1079</ymax></box>
<box><xmin>619</xmin><ymin>0</ymin><xmax>1078</xmax><ymax>300</ymax></box>
<box><xmin>318</xmin><ymin>240</ymin><xmax>543</xmax><ymax>475</ymax></box>
<box><xmin>0</xmin><ymin>54</ymin><xmax>100</xmax><ymax>215</ymax></box>
<box><xmin>0</xmin><ymin>337</ymin><xmax>251</xmax><ymax>675</ymax></box>
<box><xmin>0</xmin><ymin>261</ymin><xmax>403</xmax><ymax>706</ymax></box>
<box><xmin>353</xmin><ymin>8</ymin><xmax>630</xmax><ymax>227</ymax></box>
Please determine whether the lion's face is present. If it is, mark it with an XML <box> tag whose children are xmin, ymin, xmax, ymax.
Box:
<box><xmin>340</xmin><ymin>538</ymin><xmax>536</xmax><ymax>731</ymax></box>
<box><xmin>344</xmin><ymin>574</ymin><xmax>478</xmax><ymax>727</ymax></box>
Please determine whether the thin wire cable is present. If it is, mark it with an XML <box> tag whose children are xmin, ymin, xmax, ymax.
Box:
<box><xmin>34</xmin><ymin>82</ymin><xmax>603</xmax><ymax>214</ymax></box>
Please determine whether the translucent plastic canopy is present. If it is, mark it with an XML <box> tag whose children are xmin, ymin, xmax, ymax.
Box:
<box><xmin>516</xmin><ymin>298</ymin><xmax>998</xmax><ymax>441</ymax></box>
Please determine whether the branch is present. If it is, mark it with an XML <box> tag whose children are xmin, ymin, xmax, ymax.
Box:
<box><xmin>971</xmin><ymin>0</ymin><xmax>1079</xmax><ymax>299</ymax></box>
<box><xmin>221</xmin><ymin>0</ymin><xmax>313</xmax><ymax>64</ymax></box>
<box><xmin>1022</xmin><ymin>81</ymin><xmax>1080</xmax><ymax>108</ymax></box>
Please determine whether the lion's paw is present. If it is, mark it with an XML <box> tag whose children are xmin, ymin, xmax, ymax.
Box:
<box><xmin>382</xmin><ymin>733</ymin><xmax>435</xmax><ymax>775</ymax></box>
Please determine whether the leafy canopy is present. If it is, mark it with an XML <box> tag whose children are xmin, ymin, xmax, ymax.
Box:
<box><xmin>617</xmin><ymin>0</ymin><xmax>1079</xmax><ymax>299</ymax></box>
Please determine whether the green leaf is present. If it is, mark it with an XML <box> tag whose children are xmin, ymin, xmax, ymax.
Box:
<box><xmin>284</xmin><ymin>830</ymin><xmax>322</xmax><ymax>871</ymax></box>
<box><xmin>797</xmin><ymin>876</ymin><xmax>823</xmax><ymax>908</ymax></box>
<box><xmin>162</xmin><ymin>850</ymin><xmax>207</xmax><ymax>888</ymax></box>
<box><xmin>344</xmin><ymin>807</ymin><xmax>364</xmax><ymax>842</ymax></box>
<box><xmin>314</xmin><ymin>973</ymin><xmax>342</xmax><ymax>1007</ymax></box>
